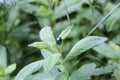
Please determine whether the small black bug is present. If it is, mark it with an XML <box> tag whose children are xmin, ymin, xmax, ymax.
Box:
<box><xmin>56</xmin><ymin>37</ymin><xmax>62</xmax><ymax>44</ymax></box>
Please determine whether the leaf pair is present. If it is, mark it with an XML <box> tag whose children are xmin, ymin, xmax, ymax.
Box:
<box><xmin>0</xmin><ymin>46</ymin><xmax>16</xmax><ymax>77</ymax></box>
<box><xmin>29</xmin><ymin>26</ymin><xmax>56</xmax><ymax>53</ymax></box>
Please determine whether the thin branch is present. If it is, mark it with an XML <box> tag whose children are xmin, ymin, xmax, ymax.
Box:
<box><xmin>62</xmin><ymin>0</ymin><xmax>71</xmax><ymax>26</ymax></box>
<box><xmin>87</xmin><ymin>2</ymin><xmax>120</xmax><ymax>36</ymax></box>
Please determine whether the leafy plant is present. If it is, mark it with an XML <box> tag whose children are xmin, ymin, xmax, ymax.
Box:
<box><xmin>0</xmin><ymin>45</ymin><xmax>16</xmax><ymax>80</ymax></box>
<box><xmin>14</xmin><ymin>26</ymin><xmax>113</xmax><ymax>80</ymax></box>
<box><xmin>1</xmin><ymin>0</ymin><xmax>120</xmax><ymax>80</ymax></box>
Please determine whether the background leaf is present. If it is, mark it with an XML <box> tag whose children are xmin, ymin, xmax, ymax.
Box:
<box><xmin>0</xmin><ymin>45</ymin><xmax>7</xmax><ymax>68</ymax></box>
<box><xmin>105</xmin><ymin>8</ymin><xmax>120</xmax><ymax>32</ymax></box>
<box><xmin>69</xmin><ymin>63</ymin><xmax>116</xmax><ymax>80</ymax></box>
<box><xmin>54</xmin><ymin>0</ymin><xmax>85</xmax><ymax>18</ymax></box>
<box><xmin>5</xmin><ymin>63</ymin><xmax>16</xmax><ymax>74</ymax></box>
<box><xmin>93</xmin><ymin>43</ymin><xmax>120</xmax><ymax>60</ymax></box>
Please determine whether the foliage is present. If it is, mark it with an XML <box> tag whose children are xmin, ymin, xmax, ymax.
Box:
<box><xmin>0</xmin><ymin>46</ymin><xmax>16</xmax><ymax>80</ymax></box>
<box><xmin>15</xmin><ymin>26</ymin><xmax>108</xmax><ymax>80</ymax></box>
<box><xmin>0</xmin><ymin>0</ymin><xmax>120</xmax><ymax>80</ymax></box>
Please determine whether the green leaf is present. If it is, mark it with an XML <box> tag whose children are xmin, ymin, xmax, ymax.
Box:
<box><xmin>69</xmin><ymin>75</ymin><xmax>89</xmax><ymax>80</ymax></box>
<box><xmin>18</xmin><ymin>3</ymin><xmax>40</xmax><ymax>14</ymax></box>
<box><xmin>40</xmin><ymin>5</ymin><xmax>48</xmax><ymax>13</ymax></box>
<box><xmin>5</xmin><ymin>63</ymin><xmax>16</xmax><ymax>74</ymax></box>
<box><xmin>39</xmin><ymin>26</ymin><xmax>56</xmax><ymax>46</ymax></box>
<box><xmin>0</xmin><ymin>65</ymin><xmax>5</xmax><ymax>76</ymax></box>
<box><xmin>0</xmin><ymin>45</ymin><xmax>7</xmax><ymax>68</ymax></box>
<box><xmin>64</xmin><ymin>36</ymin><xmax>107</xmax><ymax>62</ymax></box>
<box><xmin>41</xmin><ymin>49</ymin><xmax>53</xmax><ymax>59</ymax></box>
<box><xmin>69</xmin><ymin>63</ymin><xmax>116</xmax><ymax>80</ymax></box>
<box><xmin>38</xmin><ymin>17</ymin><xmax>51</xmax><ymax>27</ymax></box>
<box><xmin>54</xmin><ymin>0</ymin><xmax>84</xmax><ymax>18</ymax></box>
<box><xmin>84</xmin><ymin>0</ymin><xmax>93</xmax><ymax>4</ymax></box>
<box><xmin>106</xmin><ymin>9</ymin><xmax>120</xmax><ymax>32</ymax></box>
<box><xmin>28</xmin><ymin>42</ymin><xmax>55</xmax><ymax>53</ymax></box>
<box><xmin>55</xmin><ymin>72</ymin><xmax>68</xmax><ymax>80</ymax></box>
<box><xmin>15</xmin><ymin>60</ymin><xmax>43</xmax><ymax>80</ymax></box>
<box><xmin>59</xmin><ymin>26</ymin><xmax>73</xmax><ymax>40</ymax></box>
<box><xmin>93</xmin><ymin>43</ymin><xmax>120</xmax><ymax>60</ymax></box>
<box><xmin>43</xmin><ymin>53</ymin><xmax>61</xmax><ymax>73</ymax></box>
<box><xmin>69</xmin><ymin>63</ymin><xmax>95</xmax><ymax>80</ymax></box>
<box><xmin>26</xmin><ymin>72</ymin><xmax>56</xmax><ymax>80</ymax></box>
<box><xmin>54</xmin><ymin>0</ymin><xmax>93</xmax><ymax>18</ymax></box>
<box><xmin>109</xmin><ymin>42</ymin><xmax>120</xmax><ymax>51</ymax></box>
<box><xmin>0</xmin><ymin>76</ymin><xmax>10</xmax><ymax>80</ymax></box>
<box><xmin>113</xmin><ymin>68</ymin><xmax>120</xmax><ymax>80</ymax></box>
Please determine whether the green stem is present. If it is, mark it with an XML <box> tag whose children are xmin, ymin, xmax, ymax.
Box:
<box><xmin>87</xmin><ymin>2</ymin><xmax>120</xmax><ymax>36</ymax></box>
<box><xmin>62</xmin><ymin>0</ymin><xmax>71</xmax><ymax>26</ymax></box>
<box><xmin>61</xmin><ymin>58</ymin><xmax>69</xmax><ymax>78</ymax></box>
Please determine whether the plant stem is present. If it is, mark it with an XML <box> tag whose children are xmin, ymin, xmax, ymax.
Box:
<box><xmin>87</xmin><ymin>2</ymin><xmax>120</xmax><ymax>36</ymax></box>
<box><xmin>62</xmin><ymin>0</ymin><xmax>71</xmax><ymax>26</ymax></box>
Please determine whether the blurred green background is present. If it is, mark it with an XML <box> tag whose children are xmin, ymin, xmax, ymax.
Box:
<box><xmin>0</xmin><ymin>0</ymin><xmax>120</xmax><ymax>79</ymax></box>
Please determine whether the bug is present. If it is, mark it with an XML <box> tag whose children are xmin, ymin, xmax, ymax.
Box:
<box><xmin>56</xmin><ymin>37</ymin><xmax>62</xmax><ymax>44</ymax></box>
<box><xmin>56</xmin><ymin>0</ymin><xmax>71</xmax><ymax>45</ymax></box>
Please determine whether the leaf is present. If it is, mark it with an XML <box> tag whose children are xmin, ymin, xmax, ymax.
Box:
<box><xmin>113</xmin><ymin>68</ymin><xmax>120</xmax><ymax>80</ymax></box>
<box><xmin>7</xmin><ymin>7</ymin><xmax>19</xmax><ymax>31</ymax></box>
<box><xmin>28</xmin><ymin>42</ymin><xmax>55</xmax><ymax>53</ymax></box>
<box><xmin>69</xmin><ymin>63</ymin><xmax>116</xmax><ymax>80</ymax></box>
<box><xmin>64</xmin><ymin>36</ymin><xmax>107</xmax><ymax>62</ymax></box>
<box><xmin>43</xmin><ymin>53</ymin><xmax>61</xmax><ymax>73</ymax></box>
<box><xmin>26</xmin><ymin>72</ymin><xmax>56</xmax><ymax>80</ymax></box>
<box><xmin>0</xmin><ymin>76</ymin><xmax>10</xmax><ymax>80</ymax></box>
<box><xmin>109</xmin><ymin>42</ymin><xmax>120</xmax><ymax>51</ymax></box>
<box><xmin>59</xmin><ymin>26</ymin><xmax>73</xmax><ymax>40</ymax></box>
<box><xmin>14</xmin><ymin>60</ymin><xmax>43</xmax><ymax>80</ymax></box>
<box><xmin>39</xmin><ymin>26</ymin><xmax>56</xmax><ymax>46</ymax></box>
<box><xmin>40</xmin><ymin>5</ymin><xmax>48</xmax><ymax>13</ymax></box>
<box><xmin>54</xmin><ymin>0</ymin><xmax>93</xmax><ymax>18</ymax></box>
<box><xmin>18</xmin><ymin>2</ymin><xmax>40</xmax><ymax>14</ymax></box>
<box><xmin>69</xmin><ymin>63</ymin><xmax>96</xmax><ymax>80</ymax></box>
<box><xmin>38</xmin><ymin>17</ymin><xmax>51</xmax><ymax>27</ymax></box>
<box><xmin>41</xmin><ymin>49</ymin><xmax>53</xmax><ymax>59</ymax></box>
<box><xmin>93</xmin><ymin>43</ymin><xmax>120</xmax><ymax>60</ymax></box>
<box><xmin>105</xmin><ymin>8</ymin><xmax>120</xmax><ymax>32</ymax></box>
<box><xmin>0</xmin><ymin>45</ymin><xmax>7</xmax><ymax>68</ymax></box>
<box><xmin>112</xmin><ymin>34</ymin><xmax>120</xmax><ymax>44</ymax></box>
<box><xmin>54</xmin><ymin>0</ymin><xmax>84</xmax><ymax>18</ymax></box>
<box><xmin>55</xmin><ymin>72</ymin><xmax>68</xmax><ymax>80</ymax></box>
<box><xmin>0</xmin><ymin>65</ymin><xmax>5</xmax><ymax>76</ymax></box>
<box><xmin>5</xmin><ymin>63</ymin><xmax>16</xmax><ymax>74</ymax></box>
